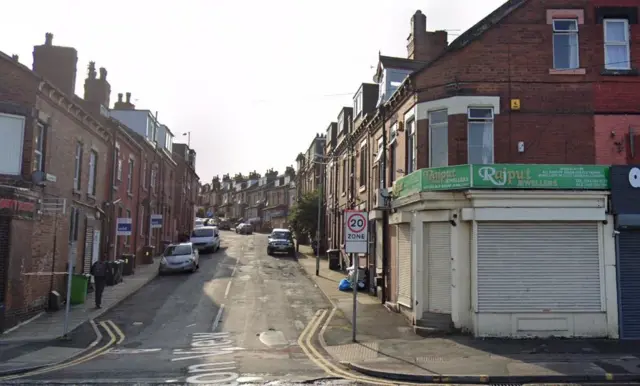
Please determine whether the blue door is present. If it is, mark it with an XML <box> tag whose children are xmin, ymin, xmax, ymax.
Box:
<box><xmin>618</xmin><ymin>230</ymin><xmax>640</xmax><ymax>339</ymax></box>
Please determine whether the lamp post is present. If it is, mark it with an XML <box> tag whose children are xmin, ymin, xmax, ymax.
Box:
<box><xmin>182</xmin><ymin>131</ymin><xmax>191</xmax><ymax>148</ymax></box>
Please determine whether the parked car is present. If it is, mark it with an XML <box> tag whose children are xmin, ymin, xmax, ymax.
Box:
<box><xmin>237</xmin><ymin>223</ymin><xmax>253</xmax><ymax>235</ymax></box>
<box><xmin>235</xmin><ymin>222</ymin><xmax>244</xmax><ymax>233</ymax></box>
<box><xmin>159</xmin><ymin>242</ymin><xmax>199</xmax><ymax>274</ymax></box>
<box><xmin>217</xmin><ymin>219</ymin><xmax>231</xmax><ymax>230</ymax></box>
<box><xmin>267</xmin><ymin>228</ymin><xmax>295</xmax><ymax>256</ymax></box>
<box><xmin>190</xmin><ymin>226</ymin><xmax>221</xmax><ymax>253</ymax></box>
<box><xmin>194</xmin><ymin>218</ymin><xmax>205</xmax><ymax>229</ymax></box>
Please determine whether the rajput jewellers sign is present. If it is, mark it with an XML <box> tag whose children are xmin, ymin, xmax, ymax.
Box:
<box><xmin>393</xmin><ymin>164</ymin><xmax>610</xmax><ymax>198</ymax></box>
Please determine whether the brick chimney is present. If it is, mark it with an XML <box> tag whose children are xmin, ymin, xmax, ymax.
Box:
<box><xmin>407</xmin><ymin>10</ymin><xmax>448</xmax><ymax>63</ymax></box>
<box><xmin>83</xmin><ymin>61</ymin><xmax>111</xmax><ymax>108</ymax></box>
<box><xmin>32</xmin><ymin>33</ymin><xmax>78</xmax><ymax>97</ymax></box>
<box><xmin>113</xmin><ymin>92</ymin><xmax>136</xmax><ymax>110</ymax></box>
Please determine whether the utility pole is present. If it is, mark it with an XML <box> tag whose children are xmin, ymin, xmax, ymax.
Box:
<box><xmin>380</xmin><ymin>105</ymin><xmax>388</xmax><ymax>304</ymax></box>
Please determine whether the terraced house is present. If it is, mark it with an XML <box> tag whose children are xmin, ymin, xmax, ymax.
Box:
<box><xmin>323</xmin><ymin>0</ymin><xmax>640</xmax><ymax>339</ymax></box>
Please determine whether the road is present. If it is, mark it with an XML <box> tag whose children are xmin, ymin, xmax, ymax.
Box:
<box><xmin>6</xmin><ymin>231</ymin><xmax>346</xmax><ymax>385</ymax></box>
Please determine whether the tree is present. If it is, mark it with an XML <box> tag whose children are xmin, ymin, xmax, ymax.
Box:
<box><xmin>288</xmin><ymin>189</ymin><xmax>319</xmax><ymax>243</ymax></box>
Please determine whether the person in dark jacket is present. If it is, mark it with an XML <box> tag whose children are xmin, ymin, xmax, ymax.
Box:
<box><xmin>90</xmin><ymin>254</ymin><xmax>109</xmax><ymax>308</ymax></box>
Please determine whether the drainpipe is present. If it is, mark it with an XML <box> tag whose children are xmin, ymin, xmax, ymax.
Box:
<box><xmin>380</xmin><ymin>105</ymin><xmax>388</xmax><ymax>304</ymax></box>
<box><xmin>134</xmin><ymin>139</ymin><xmax>143</xmax><ymax>262</ymax></box>
<box><xmin>107</xmin><ymin>129</ymin><xmax>118</xmax><ymax>260</ymax></box>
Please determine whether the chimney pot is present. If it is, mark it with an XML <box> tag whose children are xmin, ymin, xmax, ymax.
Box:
<box><xmin>126</xmin><ymin>92</ymin><xmax>131</xmax><ymax>103</ymax></box>
<box><xmin>11</xmin><ymin>54</ymin><xmax>18</xmax><ymax>61</ymax></box>
<box><xmin>99</xmin><ymin>67</ymin><xmax>107</xmax><ymax>80</ymax></box>
<box><xmin>117</xmin><ymin>93</ymin><xmax>123</xmax><ymax>102</ymax></box>
<box><xmin>45</xmin><ymin>33</ymin><xmax>53</xmax><ymax>46</ymax></box>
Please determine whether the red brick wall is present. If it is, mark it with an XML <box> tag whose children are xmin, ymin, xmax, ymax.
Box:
<box><xmin>595</xmin><ymin>115</ymin><xmax>640</xmax><ymax>164</ymax></box>
<box><xmin>413</xmin><ymin>0</ymin><xmax>597</xmax><ymax>166</ymax></box>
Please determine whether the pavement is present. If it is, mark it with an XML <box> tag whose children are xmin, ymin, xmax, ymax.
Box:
<box><xmin>0</xmin><ymin>232</ymin><xmax>349</xmax><ymax>385</ymax></box>
<box><xmin>0</xmin><ymin>256</ymin><xmax>160</xmax><ymax>376</ymax></box>
<box><xmin>297</xmin><ymin>244</ymin><xmax>640</xmax><ymax>384</ymax></box>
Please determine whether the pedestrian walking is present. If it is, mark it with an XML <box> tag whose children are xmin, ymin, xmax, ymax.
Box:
<box><xmin>91</xmin><ymin>254</ymin><xmax>108</xmax><ymax>309</ymax></box>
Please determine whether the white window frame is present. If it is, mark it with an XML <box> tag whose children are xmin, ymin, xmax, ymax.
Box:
<box><xmin>74</xmin><ymin>143</ymin><xmax>83</xmax><ymax>191</ymax></box>
<box><xmin>142</xmin><ymin>161</ymin><xmax>147</xmax><ymax>190</ymax></box>
<box><xmin>406</xmin><ymin>118</ymin><xmax>416</xmax><ymax>174</ymax></box>
<box><xmin>604</xmin><ymin>19</ymin><xmax>631</xmax><ymax>70</ymax></box>
<box><xmin>33</xmin><ymin>122</ymin><xmax>44</xmax><ymax>172</ymax></box>
<box><xmin>354</xmin><ymin>91</ymin><xmax>363</xmax><ymax>117</ymax></box>
<box><xmin>552</xmin><ymin>19</ymin><xmax>580</xmax><ymax>70</ymax></box>
<box><xmin>429</xmin><ymin>110</ymin><xmax>449</xmax><ymax>168</ymax></box>
<box><xmin>359</xmin><ymin>144</ymin><xmax>367</xmax><ymax>187</ymax></box>
<box><xmin>127</xmin><ymin>158</ymin><xmax>134</xmax><ymax>193</ymax></box>
<box><xmin>374</xmin><ymin>137</ymin><xmax>384</xmax><ymax>163</ymax></box>
<box><xmin>467</xmin><ymin>107</ymin><xmax>495</xmax><ymax>165</ymax></box>
<box><xmin>88</xmin><ymin>150</ymin><xmax>97</xmax><ymax>196</ymax></box>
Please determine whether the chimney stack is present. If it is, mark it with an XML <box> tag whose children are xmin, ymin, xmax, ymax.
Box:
<box><xmin>83</xmin><ymin>61</ymin><xmax>111</xmax><ymax>108</ymax></box>
<box><xmin>33</xmin><ymin>33</ymin><xmax>78</xmax><ymax>97</ymax></box>
<box><xmin>11</xmin><ymin>54</ymin><xmax>18</xmax><ymax>61</ymax></box>
<box><xmin>407</xmin><ymin>10</ymin><xmax>448</xmax><ymax>63</ymax></box>
<box><xmin>113</xmin><ymin>91</ymin><xmax>135</xmax><ymax>110</ymax></box>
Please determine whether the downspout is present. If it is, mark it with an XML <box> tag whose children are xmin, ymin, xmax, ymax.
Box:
<box><xmin>107</xmin><ymin>129</ymin><xmax>117</xmax><ymax>260</ymax></box>
<box><xmin>380</xmin><ymin>105</ymin><xmax>389</xmax><ymax>304</ymax></box>
<box><xmin>134</xmin><ymin>138</ymin><xmax>143</xmax><ymax>261</ymax></box>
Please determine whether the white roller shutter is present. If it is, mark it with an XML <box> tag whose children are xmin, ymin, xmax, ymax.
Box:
<box><xmin>397</xmin><ymin>224</ymin><xmax>412</xmax><ymax>308</ymax></box>
<box><xmin>375</xmin><ymin>222</ymin><xmax>383</xmax><ymax>272</ymax></box>
<box><xmin>477</xmin><ymin>222</ymin><xmax>601</xmax><ymax>313</ymax></box>
<box><xmin>427</xmin><ymin>222</ymin><xmax>452</xmax><ymax>313</ymax></box>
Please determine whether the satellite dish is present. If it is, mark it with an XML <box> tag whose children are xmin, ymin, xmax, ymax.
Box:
<box><xmin>31</xmin><ymin>170</ymin><xmax>45</xmax><ymax>184</ymax></box>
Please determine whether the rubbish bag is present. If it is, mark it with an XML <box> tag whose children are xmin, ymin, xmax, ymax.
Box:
<box><xmin>338</xmin><ymin>278</ymin><xmax>352</xmax><ymax>292</ymax></box>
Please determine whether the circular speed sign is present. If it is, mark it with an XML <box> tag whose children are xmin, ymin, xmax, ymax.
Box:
<box><xmin>347</xmin><ymin>212</ymin><xmax>367</xmax><ymax>233</ymax></box>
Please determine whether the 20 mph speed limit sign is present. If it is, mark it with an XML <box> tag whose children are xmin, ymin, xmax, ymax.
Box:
<box><xmin>344</xmin><ymin>210</ymin><xmax>368</xmax><ymax>253</ymax></box>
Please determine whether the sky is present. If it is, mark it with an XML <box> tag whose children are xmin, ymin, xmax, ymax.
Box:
<box><xmin>1</xmin><ymin>0</ymin><xmax>505</xmax><ymax>184</ymax></box>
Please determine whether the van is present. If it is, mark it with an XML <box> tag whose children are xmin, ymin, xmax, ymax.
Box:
<box><xmin>190</xmin><ymin>226</ymin><xmax>221</xmax><ymax>253</ymax></box>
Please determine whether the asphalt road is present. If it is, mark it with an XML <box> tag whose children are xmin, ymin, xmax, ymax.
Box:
<box><xmin>8</xmin><ymin>231</ymin><xmax>343</xmax><ymax>385</ymax></box>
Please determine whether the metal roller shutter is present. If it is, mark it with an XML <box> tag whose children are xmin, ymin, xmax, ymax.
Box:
<box><xmin>618</xmin><ymin>230</ymin><xmax>640</xmax><ymax>339</ymax></box>
<box><xmin>477</xmin><ymin>222</ymin><xmax>601</xmax><ymax>313</ymax></box>
<box><xmin>427</xmin><ymin>222</ymin><xmax>452</xmax><ymax>313</ymax></box>
<box><xmin>397</xmin><ymin>224</ymin><xmax>412</xmax><ymax>308</ymax></box>
<box><xmin>376</xmin><ymin>222</ymin><xmax>383</xmax><ymax>272</ymax></box>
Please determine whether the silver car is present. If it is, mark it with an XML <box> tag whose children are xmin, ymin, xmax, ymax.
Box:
<box><xmin>159</xmin><ymin>242</ymin><xmax>199</xmax><ymax>274</ymax></box>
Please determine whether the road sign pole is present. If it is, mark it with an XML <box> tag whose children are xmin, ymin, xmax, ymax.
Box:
<box><xmin>344</xmin><ymin>210</ymin><xmax>368</xmax><ymax>343</ymax></box>
<box><xmin>352</xmin><ymin>252</ymin><xmax>358</xmax><ymax>342</ymax></box>
<box><xmin>113</xmin><ymin>217</ymin><xmax>119</xmax><ymax>261</ymax></box>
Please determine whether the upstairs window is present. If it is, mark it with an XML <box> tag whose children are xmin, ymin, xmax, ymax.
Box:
<box><xmin>553</xmin><ymin>19</ymin><xmax>579</xmax><ymax>69</ymax></box>
<box><xmin>604</xmin><ymin>19</ymin><xmax>630</xmax><ymax>70</ymax></box>
<box><xmin>74</xmin><ymin>143</ymin><xmax>83</xmax><ymax>191</ymax></box>
<box><xmin>341</xmin><ymin>158</ymin><xmax>347</xmax><ymax>193</ymax></box>
<box><xmin>359</xmin><ymin>141</ymin><xmax>367</xmax><ymax>187</ymax></box>
<box><xmin>88</xmin><ymin>150</ymin><xmax>98</xmax><ymax>196</ymax></box>
<box><xmin>354</xmin><ymin>91</ymin><xmax>363</xmax><ymax>117</ymax></box>
<box><xmin>33</xmin><ymin>122</ymin><xmax>44</xmax><ymax>172</ymax></box>
<box><xmin>406</xmin><ymin>118</ymin><xmax>416</xmax><ymax>173</ymax></box>
<box><xmin>429</xmin><ymin>110</ymin><xmax>448</xmax><ymax>168</ymax></box>
<box><xmin>127</xmin><ymin>159</ymin><xmax>134</xmax><ymax>193</ymax></box>
<box><xmin>467</xmin><ymin>107</ymin><xmax>494</xmax><ymax>165</ymax></box>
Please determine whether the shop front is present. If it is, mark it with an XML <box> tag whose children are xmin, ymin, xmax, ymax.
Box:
<box><xmin>610</xmin><ymin>165</ymin><xmax>640</xmax><ymax>339</ymax></box>
<box><xmin>391</xmin><ymin>164</ymin><xmax>619</xmax><ymax>338</ymax></box>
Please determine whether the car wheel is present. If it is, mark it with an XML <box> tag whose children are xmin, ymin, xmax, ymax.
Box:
<box><xmin>267</xmin><ymin>248</ymin><xmax>273</xmax><ymax>256</ymax></box>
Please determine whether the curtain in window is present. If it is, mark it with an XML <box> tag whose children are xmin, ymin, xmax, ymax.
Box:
<box><xmin>605</xmin><ymin>21</ymin><xmax>629</xmax><ymax>69</ymax></box>
<box><xmin>468</xmin><ymin>121</ymin><xmax>494</xmax><ymax>164</ymax></box>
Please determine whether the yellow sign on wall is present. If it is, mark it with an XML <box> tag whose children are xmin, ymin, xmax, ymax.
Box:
<box><xmin>511</xmin><ymin>99</ymin><xmax>521</xmax><ymax>110</ymax></box>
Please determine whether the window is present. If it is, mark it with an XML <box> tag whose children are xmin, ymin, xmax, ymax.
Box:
<box><xmin>74</xmin><ymin>143</ymin><xmax>83</xmax><ymax>191</ymax></box>
<box><xmin>338</xmin><ymin>114</ymin><xmax>344</xmax><ymax>135</ymax></box>
<box><xmin>127</xmin><ymin>159</ymin><xmax>134</xmax><ymax>193</ymax></box>
<box><xmin>341</xmin><ymin>158</ymin><xmax>347</xmax><ymax>193</ymax></box>
<box><xmin>373</xmin><ymin>137</ymin><xmax>383</xmax><ymax>163</ymax></box>
<box><xmin>69</xmin><ymin>207</ymin><xmax>80</xmax><ymax>243</ymax></box>
<box><xmin>354</xmin><ymin>91</ymin><xmax>363</xmax><ymax>117</ymax></box>
<box><xmin>113</xmin><ymin>147</ymin><xmax>119</xmax><ymax>186</ymax></box>
<box><xmin>359</xmin><ymin>143</ymin><xmax>367</xmax><ymax>187</ymax></box>
<box><xmin>142</xmin><ymin>161</ymin><xmax>147</xmax><ymax>190</ymax></box>
<box><xmin>33</xmin><ymin>122</ymin><xmax>44</xmax><ymax>172</ymax></box>
<box><xmin>139</xmin><ymin>205</ymin><xmax>145</xmax><ymax>236</ymax></box>
<box><xmin>429</xmin><ymin>110</ymin><xmax>448</xmax><ymax>167</ymax></box>
<box><xmin>116</xmin><ymin>158</ymin><xmax>123</xmax><ymax>181</ymax></box>
<box><xmin>88</xmin><ymin>150</ymin><xmax>98</xmax><ymax>196</ymax></box>
<box><xmin>552</xmin><ymin>19</ymin><xmax>579</xmax><ymax>70</ymax></box>
<box><xmin>406</xmin><ymin>119</ymin><xmax>416</xmax><ymax>173</ymax></box>
<box><xmin>151</xmin><ymin>165</ymin><xmax>157</xmax><ymax>191</ymax></box>
<box><xmin>604</xmin><ymin>19</ymin><xmax>630</xmax><ymax>70</ymax></box>
<box><xmin>468</xmin><ymin>107</ymin><xmax>494</xmax><ymax>164</ymax></box>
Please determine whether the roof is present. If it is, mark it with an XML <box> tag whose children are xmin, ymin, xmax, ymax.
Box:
<box><xmin>272</xmin><ymin>228</ymin><xmax>290</xmax><ymax>233</ymax></box>
<box><xmin>410</xmin><ymin>0</ymin><xmax>528</xmax><ymax>80</ymax></box>
<box><xmin>374</xmin><ymin>55</ymin><xmax>428</xmax><ymax>83</ymax></box>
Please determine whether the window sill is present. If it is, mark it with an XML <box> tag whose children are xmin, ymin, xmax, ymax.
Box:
<box><xmin>72</xmin><ymin>189</ymin><xmax>82</xmax><ymax>197</ymax></box>
<box><xmin>86</xmin><ymin>194</ymin><xmax>96</xmax><ymax>204</ymax></box>
<box><xmin>128</xmin><ymin>192</ymin><xmax>133</xmax><ymax>198</ymax></box>
<box><xmin>359</xmin><ymin>185</ymin><xmax>366</xmax><ymax>193</ymax></box>
<box><xmin>601</xmin><ymin>68</ymin><xmax>638</xmax><ymax>77</ymax></box>
<box><xmin>341</xmin><ymin>192</ymin><xmax>346</xmax><ymax>197</ymax></box>
<box><xmin>549</xmin><ymin>68</ymin><xmax>586</xmax><ymax>75</ymax></box>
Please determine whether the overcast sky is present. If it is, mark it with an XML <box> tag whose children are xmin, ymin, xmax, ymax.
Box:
<box><xmin>1</xmin><ymin>0</ymin><xmax>505</xmax><ymax>183</ymax></box>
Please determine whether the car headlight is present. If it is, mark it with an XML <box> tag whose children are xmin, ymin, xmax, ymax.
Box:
<box><xmin>160</xmin><ymin>257</ymin><xmax>167</xmax><ymax>265</ymax></box>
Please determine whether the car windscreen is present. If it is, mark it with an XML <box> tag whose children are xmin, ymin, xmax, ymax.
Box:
<box><xmin>165</xmin><ymin>245</ymin><xmax>192</xmax><ymax>256</ymax></box>
<box><xmin>192</xmin><ymin>228</ymin><xmax>214</xmax><ymax>237</ymax></box>
<box><xmin>270</xmin><ymin>231</ymin><xmax>291</xmax><ymax>240</ymax></box>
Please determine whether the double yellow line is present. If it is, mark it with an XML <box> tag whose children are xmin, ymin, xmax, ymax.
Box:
<box><xmin>298</xmin><ymin>309</ymin><xmax>421</xmax><ymax>386</ymax></box>
<box><xmin>0</xmin><ymin>320</ymin><xmax>125</xmax><ymax>381</ymax></box>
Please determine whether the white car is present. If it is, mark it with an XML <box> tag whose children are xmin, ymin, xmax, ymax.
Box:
<box><xmin>190</xmin><ymin>226</ymin><xmax>221</xmax><ymax>254</ymax></box>
<box><xmin>159</xmin><ymin>242</ymin><xmax>199</xmax><ymax>274</ymax></box>
<box><xmin>194</xmin><ymin>218</ymin><xmax>205</xmax><ymax>229</ymax></box>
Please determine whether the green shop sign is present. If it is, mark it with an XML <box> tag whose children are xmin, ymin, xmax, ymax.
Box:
<box><xmin>393</xmin><ymin>164</ymin><xmax>610</xmax><ymax>198</ymax></box>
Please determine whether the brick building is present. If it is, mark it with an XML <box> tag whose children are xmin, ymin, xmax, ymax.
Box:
<box><xmin>172</xmin><ymin>143</ymin><xmax>199</xmax><ymax>235</ymax></box>
<box><xmin>0</xmin><ymin>34</ymin><xmax>111</xmax><ymax>330</ymax></box>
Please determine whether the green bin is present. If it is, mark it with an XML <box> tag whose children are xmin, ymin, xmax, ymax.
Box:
<box><xmin>70</xmin><ymin>274</ymin><xmax>89</xmax><ymax>305</ymax></box>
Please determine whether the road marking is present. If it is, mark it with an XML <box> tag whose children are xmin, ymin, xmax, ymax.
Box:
<box><xmin>0</xmin><ymin>321</ymin><xmax>118</xmax><ymax>381</ymax></box>
<box><xmin>106</xmin><ymin>320</ymin><xmax>125</xmax><ymax>345</ymax></box>
<box><xmin>224</xmin><ymin>281</ymin><xmax>232</xmax><ymax>298</ymax></box>
<box><xmin>108</xmin><ymin>348</ymin><xmax>162</xmax><ymax>354</ymax></box>
<box><xmin>212</xmin><ymin>304</ymin><xmax>225</xmax><ymax>332</ymax></box>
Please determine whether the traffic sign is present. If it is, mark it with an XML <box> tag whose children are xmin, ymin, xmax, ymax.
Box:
<box><xmin>116</xmin><ymin>217</ymin><xmax>132</xmax><ymax>236</ymax></box>
<box><xmin>150</xmin><ymin>214</ymin><xmax>163</xmax><ymax>229</ymax></box>
<box><xmin>344</xmin><ymin>210</ymin><xmax>368</xmax><ymax>253</ymax></box>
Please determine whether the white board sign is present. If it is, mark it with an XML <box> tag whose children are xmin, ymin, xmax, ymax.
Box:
<box><xmin>344</xmin><ymin>210</ymin><xmax>368</xmax><ymax>254</ymax></box>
